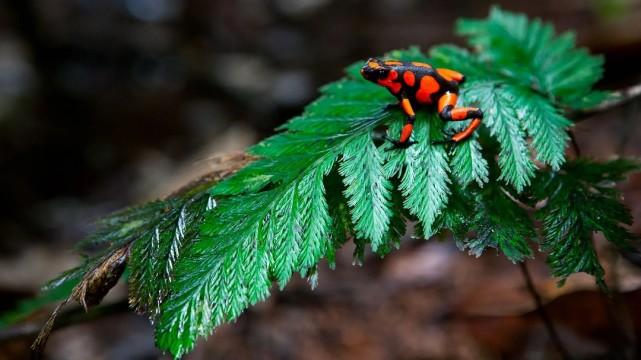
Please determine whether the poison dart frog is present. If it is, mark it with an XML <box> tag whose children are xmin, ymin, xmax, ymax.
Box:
<box><xmin>360</xmin><ymin>58</ymin><xmax>483</xmax><ymax>149</ymax></box>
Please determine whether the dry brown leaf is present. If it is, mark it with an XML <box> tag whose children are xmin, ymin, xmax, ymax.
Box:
<box><xmin>72</xmin><ymin>245</ymin><xmax>129</xmax><ymax>311</ymax></box>
<box><xmin>166</xmin><ymin>152</ymin><xmax>256</xmax><ymax>199</ymax></box>
<box><xmin>30</xmin><ymin>245</ymin><xmax>129</xmax><ymax>356</ymax></box>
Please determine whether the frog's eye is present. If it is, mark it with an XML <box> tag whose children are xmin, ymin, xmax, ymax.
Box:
<box><xmin>367</xmin><ymin>60</ymin><xmax>380</xmax><ymax>69</ymax></box>
<box><xmin>377</xmin><ymin>68</ymin><xmax>389</xmax><ymax>77</ymax></box>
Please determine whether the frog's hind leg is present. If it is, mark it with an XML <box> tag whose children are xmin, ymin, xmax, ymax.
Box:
<box><xmin>435</xmin><ymin>91</ymin><xmax>483</xmax><ymax>144</ymax></box>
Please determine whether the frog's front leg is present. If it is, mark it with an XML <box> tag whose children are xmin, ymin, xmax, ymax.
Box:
<box><xmin>384</xmin><ymin>94</ymin><xmax>417</xmax><ymax>150</ymax></box>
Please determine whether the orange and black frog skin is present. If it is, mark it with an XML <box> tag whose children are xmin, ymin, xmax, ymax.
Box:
<box><xmin>360</xmin><ymin>58</ymin><xmax>483</xmax><ymax>149</ymax></box>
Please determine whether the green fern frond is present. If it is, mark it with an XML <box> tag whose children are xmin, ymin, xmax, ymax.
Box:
<box><xmin>155</xmin><ymin>70</ymin><xmax>392</xmax><ymax>356</ymax></box>
<box><xmin>450</xmin><ymin>136</ymin><xmax>489</xmax><ymax>187</ymax></box>
<box><xmin>128</xmin><ymin>192</ymin><xmax>213</xmax><ymax>318</ymax></box>
<box><xmin>534</xmin><ymin>159</ymin><xmax>639</xmax><ymax>287</ymax></box>
<box><xmin>472</xmin><ymin>80</ymin><xmax>537</xmax><ymax>191</ymax></box>
<box><xmin>397</xmin><ymin>115</ymin><xmax>451</xmax><ymax>237</ymax></box>
<box><xmin>457</xmin><ymin>6</ymin><xmax>606</xmax><ymax>108</ymax></box>
<box><xmin>431</xmin><ymin>43</ymin><xmax>574</xmax><ymax>188</ymax></box>
<box><xmin>512</xmin><ymin>86</ymin><xmax>570</xmax><ymax>169</ymax></box>
<box><xmin>340</xmin><ymin>133</ymin><xmax>393</xmax><ymax>251</ymax></box>
<box><xmin>464</xmin><ymin>185</ymin><xmax>535</xmax><ymax>262</ymax></box>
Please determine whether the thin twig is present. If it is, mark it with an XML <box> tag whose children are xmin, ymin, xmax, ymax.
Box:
<box><xmin>568</xmin><ymin>131</ymin><xmax>581</xmax><ymax>157</ymax></box>
<box><xmin>0</xmin><ymin>301</ymin><xmax>129</xmax><ymax>344</ymax></box>
<box><xmin>519</xmin><ymin>262</ymin><xmax>572</xmax><ymax>360</ymax></box>
<box><xmin>602</xmin><ymin>247</ymin><xmax>635</xmax><ymax>358</ymax></box>
<box><xmin>570</xmin><ymin>119</ymin><xmax>635</xmax><ymax>357</ymax></box>
<box><xmin>569</xmin><ymin>83</ymin><xmax>641</xmax><ymax>121</ymax></box>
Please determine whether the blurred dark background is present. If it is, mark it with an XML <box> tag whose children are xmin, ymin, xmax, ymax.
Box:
<box><xmin>1</xmin><ymin>0</ymin><xmax>641</xmax><ymax>359</ymax></box>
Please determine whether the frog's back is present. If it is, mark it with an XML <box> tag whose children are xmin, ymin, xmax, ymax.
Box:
<box><xmin>382</xmin><ymin>60</ymin><xmax>458</xmax><ymax>105</ymax></box>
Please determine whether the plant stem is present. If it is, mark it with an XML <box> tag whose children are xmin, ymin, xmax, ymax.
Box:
<box><xmin>569</xmin><ymin>83</ymin><xmax>641</xmax><ymax>121</ymax></box>
<box><xmin>568</xmin><ymin>131</ymin><xmax>581</xmax><ymax>157</ymax></box>
<box><xmin>0</xmin><ymin>301</ymin><xmax>129</xmax><ymax>344</ymax></box>
<box><xmin>519</xmin><ymin>262</ymin><xmax>572</xmax><ymax>360</ymax></box>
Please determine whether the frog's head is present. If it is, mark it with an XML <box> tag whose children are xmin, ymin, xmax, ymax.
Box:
<box><xmin>360</xmin><ymin>58</ymin><xmax>391</xmax><ymax>82</ymax></box>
